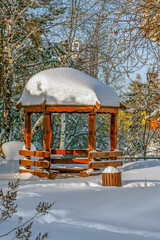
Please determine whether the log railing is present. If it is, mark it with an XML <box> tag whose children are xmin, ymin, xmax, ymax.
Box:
<box><xmin>19</xmin><ymin>149</ymin><xmax>123</xmax><ymax>171</ymax></box>
<box><xmin>88</xmin><ymin>151</ymin><xmax>123</xmax><ymax>169</ymax></box>
<box><xmin>19</xmin><ymin>149</ymin><xmax>123</xmax><ymax>160</ymax></box>
<box><xmin>51</xmin><ymin>149</ymin><xmax>89</xmax><ymax>155</ymax></box>
<box><xmin>89</xmin><ymin>151</ymin><xmax>123</xmax><ymax>159</ymax></box>
<box><xmin>19</xmin><ymin>150</ymin><xmax>50</xmax><ymax>158</ymax></box>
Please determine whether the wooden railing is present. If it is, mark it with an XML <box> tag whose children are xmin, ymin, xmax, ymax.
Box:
<box><xmin>19</xmin><ymin>150</ymin><xmax>50</xmax><ymax>158</ymax></box>
<box><xmin>51</xmin><ymin>149</ymin><xmax>89</xmax><ymax>155</ymax></box>
<box><xmin>19</xmin><ymin>149</ymin><xmax>124</xmax><ymax>171</ymax></box>
<box><xmin>89</xmin><ymin>151</ymin><xmax>123</xmax><ymax>159</ymax></box>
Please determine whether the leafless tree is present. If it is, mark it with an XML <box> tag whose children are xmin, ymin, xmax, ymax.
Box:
<box><xmin>0</xmin><ymin>0</ymin><xmax>65</xmax><ymax>144</ymax></box>
<box><xmin>110</xmin><ymin>0</ymin><xmax>160</xmax><ymax>74</ymax></box>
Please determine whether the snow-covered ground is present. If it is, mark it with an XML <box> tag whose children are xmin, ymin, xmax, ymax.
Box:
<box><xmin>1</xmin><ymin>142</ymin><xmax>160</xmax><ymax>239</ymax></box>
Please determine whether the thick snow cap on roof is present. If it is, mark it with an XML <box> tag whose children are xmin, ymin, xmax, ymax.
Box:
<box><xmin>18</xmin><ymin>67</ymin><xmax>120</xmax><ymax>107</ymax></box>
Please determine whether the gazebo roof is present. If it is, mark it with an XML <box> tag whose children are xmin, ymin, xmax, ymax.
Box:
<box><xmin>17</xmin><ymin>67</ymin><xmax>122</xmax><ymax>108</ymax></box>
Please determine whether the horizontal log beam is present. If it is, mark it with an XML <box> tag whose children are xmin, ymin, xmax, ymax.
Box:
<box><xmin>19</xmin><ymin>168</ymin><xmax>49</xmax><ymax>178</ymax></box>
<box><xmin>89</xmin><ymin>151</ymin><xmax>123</xmax><ymax>159</ymax></box>
<box><xmin>80</xmin><ymin>170</ymin><xmax>102</xmax><ymax>177</ymax></box>
<box><xmin>89</xmin><ymin>160</ymin><xmax>123</xmax><ymax>169</ymax></box>
<box><xmin>23</xmin><ymin>105</ymin><xmax>119</xmax><ymax>114</ymax></box>
<box><xmin>95</xmin><ymin>107</ymin><xmax>118</xmax><ymax>114</ymax></box>
<box><xmin>19</xmin><ymin>159</ymin><xmax>49</xmax><ymax>168</ymax></box>
<box><xmin>50</xmin><ymin>167</ymin><xmax>87</xmax><ymax>173</ymax></box>
<box><xmin>47</xmin><ymin>106</ymin><xmax>95</xmax><ymax>113</ymax></box>
<box><xmin>19</xmin><ymin>168</ymin><xmax>59</xmax><ymax>179</ymax></box>
<box><xmin>51</xmin><ymin>158</ymin><xmax>89</xmax><ymax>164</ymax></box>
<box><xmin>51</xmin><ymin>149</ymin><xmax>89</xmax><ymax>155</ymax></box>
<box><xmin>120</xmin><ymin>102</ymin><xmax>127</xmax><ymax>110</ymax></box>
<box><xmin>19</xmin><ymin>150</ymin><xmax>50</xmax><ymax>158</ymax></box>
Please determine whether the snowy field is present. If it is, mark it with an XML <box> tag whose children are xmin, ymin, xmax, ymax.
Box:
<box><xmin>1</xmin><ymin>142</ymin><xmax>160</xmax><ymax>239</ymax></box>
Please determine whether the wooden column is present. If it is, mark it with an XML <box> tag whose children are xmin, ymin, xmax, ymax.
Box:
<box><xmin>88</xmin><ymin>113</ymin><xmax>96</xmax><ymax>151</ymax></box>
<box><xmin>110</xmin><ymin>113</ymin><xmax>117</xmax><ymax>151</ymax></box>
<box><xmin>24</xmin><ymin>112</ymin><xmax>31</xmax><ymax>150</ymax></box>
<box><xmin>43</xmin><ymin>113</ymin><xmax>51</xmax><ymax>151</ymax></box>
<box><xmin>20</xmin><ymin>109</ymin><xmax>22</xmax><ymax>141</ymax></box>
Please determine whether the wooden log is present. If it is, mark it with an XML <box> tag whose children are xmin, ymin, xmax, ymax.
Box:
<box><xmin>19</xmin><ymin>150</ymin><xmax>50</xmax><ymax>158</ymax></box>
<box><xmin>19</xmin><ymin>159</ymin><xmax>50</xmax><ymax>168</ymax></box>
<box><xmin>20</xmin><ymin>109</ymin><xmax>22</xmax><ymax>141</ymax></box>
<box><xmin>51</xmin><ymin>158</ymin><xmax>89</xmax><ymax>164</ymax></box>
<box><xmin>48</xmin><ymin>170</ymin><xmax>59</xmax><ymax>179</ymax></box>
<box><xmin>95</xmin><ymin>107</ymin><xmax>118</xmax><ymax>114</ymax></box>
<box><xmin>88</xmin><ymin>113</ymin><xmax>96</xmax><ymax>151</ymax></box>
<box><xmin>50</xmin><ymin>167</ymin><xmax>87</xmax><ymax>173</ymax></box>
<box><xmin>24</xmin><ymin>112</ymin><xmax>31</xmax><ymax>150</ymax></box>
<box><xmin>120</xmin><ymin>102</ymin><xmax>127</xmax><ymax>110</ymax></box>
<box><xmin>89</xmin><ymin>160</ymin><xmax>123</xmax><ymax>169</ymax></box>
<box><xmin>89</xmin><ymin>151</ymin><xmax>123</xmax><ymax>159</ymax></box>
<box><xmin>19</xmin><ymin>168</ymin><xmax>59</xmax><ymax>179</ymax></box>
<box><xmin>51</xmin><ymin>149</ymin><xmax>89</xmax><ymax>155</ymax></box>
<box><xmin>24</xmin><ymin>105</ymin><xmax>94</xmax><ymax>113</ymax></box>
<box><xmin>23</xmin><ymin>105</ymin><xmax>119</xmax><ymax>114</ymax></box>
<box><xmin>24</xmin><ymin>106</ymin><xmax>43</xmax><ymax>113</ymax></box>
<box><xmin>19</xmin><ymin>168</ymin><xmax>49</xmax><ymax>178</ymax></box>
<box><xmin>43</xmin><ymin>113</ymin><xmax>51</xmax><ymax>151</ymax></box>
<box><xmin>80</xmin><ymin>170</ymin><xmax>102</xmax><ymax>177</ymax></box>
<box><xmin>110</xmin><ymin>113</ymin><xmax>117</xmax><ymax>151</ymax></box>
<box><xmin>47</xmin><ymin>105</ymin><xmax>95</xmax><ymax>113</ymax></box>
<box><xmin>110</xmin><ymin>113</ymin><xmax>118</xmax><ymax>160</ymax></box>
<box><xmin>102</xmin><ymin>172</ymin><xmax>121</xmax><ymax>187</ymax></box>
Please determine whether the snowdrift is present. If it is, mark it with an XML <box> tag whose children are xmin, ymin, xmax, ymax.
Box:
<box><xmin>0</xmin><ymin>141</ymin><xmax>36</xmax><ymax>173</ymax></box>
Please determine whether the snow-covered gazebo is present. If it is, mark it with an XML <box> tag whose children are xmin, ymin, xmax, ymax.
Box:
<box><xmin>16</xmin><ymin>67</ymin><xmax>126</xmax><ymax>178</ymax></box>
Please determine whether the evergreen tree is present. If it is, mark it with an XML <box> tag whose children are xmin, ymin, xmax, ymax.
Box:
<box><xmin>126</xmin><ymin>68</ymin><xmax>160</xmax><ymax>156</ymax></box>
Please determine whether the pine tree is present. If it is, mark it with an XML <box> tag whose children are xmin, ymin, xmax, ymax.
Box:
<box><xmin>126</xmin><ymin>69</ymin><xmax>160</xmax><ymax>156</ymax></box>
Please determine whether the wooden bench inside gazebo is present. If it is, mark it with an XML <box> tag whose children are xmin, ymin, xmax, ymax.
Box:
<box><xmin>16</xmin><ymin>67</ymin><xmax>126</xmax><ymax>179</ymax></box>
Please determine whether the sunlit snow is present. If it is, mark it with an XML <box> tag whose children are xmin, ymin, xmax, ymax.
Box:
<box><xmin>1</xmin><ymin>141</ymin><xmax>160</xmax><ymax>240</ymax></box>
<box><xmin>18</xmin><ymin>67</ymin><xmax>120</xmax><ymax>107</ymax></box>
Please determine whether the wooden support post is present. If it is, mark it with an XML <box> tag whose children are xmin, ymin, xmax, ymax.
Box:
<box><xmin>20</xmin><ymin>109</ymin><xmax>22</xmax><ymax>141</ymax></box>
<box><xmin>24</xmin><ymin>112</ymin><xmax>31</xmax><ymax>150</ymax></box>
<box><xmin>110</xmin><ymin>113</ymin><xmax>117</xmax><ymax>151</ymax></box>
<box><xmin>24</xmin><ymin>112</ymin><xmax>31</xmax><ymax>169</ymax></box>
<box><xmin>110</xmin><ymin>113</ymin><xmax>117</xmax><ymax>160</ymax></box>
<box><xmin>88</xmin><ymin>113</ymin><xmax>96</xmax><ymax>151</ymax></box>
<box><xmin>43</xmin><ymin>113</ymin><xmax>51</xmax><ymax>151</ymax></box>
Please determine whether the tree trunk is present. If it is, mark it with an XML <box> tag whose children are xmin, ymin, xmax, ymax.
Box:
<box><xmin>1</xmin><ymin>18</ymin><xmax>14</xmax><ymax>143</ymax></box>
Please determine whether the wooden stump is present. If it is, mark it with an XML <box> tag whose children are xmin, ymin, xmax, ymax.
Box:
<box><xmin>102</xmin><ymin>171</ymin><xmax>121</xmax><ymax>187</ymax></box>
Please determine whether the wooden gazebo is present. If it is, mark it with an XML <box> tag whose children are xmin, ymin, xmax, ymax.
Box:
<box><xmin>16</xmin><ymin>67</ymin><xmax>126</xmax><ymax>179</ymax></box>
